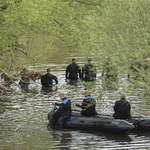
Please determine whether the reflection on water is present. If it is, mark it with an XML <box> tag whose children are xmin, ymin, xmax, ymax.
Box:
<box><xmin>49</xmin><ymin>129</ymin><xmax>150</xmax><ymax>150</ymax></box>
<box><xmin>66</xmin><ymin>80</ymin><xmax>79</xmax><ymax>86</ymax></box>
<box><xmin>41</xmin><ymin>86</ymin><xmax>58</xmax><ymax>95</ymax></box>
<box><xmin>51</xmin><ymin>130</ymin><xmax>72</xmax><ymax>150</ymax></box>
<box><xmin>1</xmin><ymin>50</ymin><xmax>150</xmax><ymax>150</ymax></box>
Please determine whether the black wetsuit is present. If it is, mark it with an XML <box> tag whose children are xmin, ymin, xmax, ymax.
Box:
<box><xmin>66</xmin><ymin>62</ymin><xmax>81</xmax><ymax>80</ymax></box>
<box><xmin>113</xmin><ymin>98</ymin><xmax>131</xmax><ymax>119</ymax></box>
<box><xmin>52</xmin><ymin>98</ymin><xmax>71</xmax><ymax>127</ymax></box>
<box><xmin>41</xmin><ymin>73</ymin><xmax>58</xmax><ymax>87</ymax></box>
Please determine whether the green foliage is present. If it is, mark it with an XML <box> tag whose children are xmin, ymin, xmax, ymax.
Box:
<box><xmin>0</xmin><ymin>0</ymin><xmax>89</xmax><ymax>69</ymax></box>
<box><xmin>0</xmin><ymin>0</ymin><xmax>149</xmax><ymax>99</ymax></box>
<box><xmin>73</xmin><ymin>0</ymin><xmax>150</xmax><ymax>99</ymax></box>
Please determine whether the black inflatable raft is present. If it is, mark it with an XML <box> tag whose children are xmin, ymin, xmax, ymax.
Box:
<box><xmin>127</xmin><ymin>117</ymin><xmax>150</xmax><ymax>130</ymax></box>
<box><xmin>47</xmin><ymin>109</ymin><xmax>134</xmax><ymax>133</ymax></box>
<box><xmin>72</xmin><ymin>110</ymin><xmax>150</xmax><ymax>131</ymax></box>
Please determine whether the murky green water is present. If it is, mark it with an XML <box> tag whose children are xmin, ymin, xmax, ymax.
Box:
<box><xmin>1</xmin><ymin>50</ymin><xmax>150</xmax><ymax>150</ymax></box>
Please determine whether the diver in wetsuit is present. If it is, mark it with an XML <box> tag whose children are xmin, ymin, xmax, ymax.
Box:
<box><xmin>66</xmin><ymin>58</ymin><xmax>81</xmax><ymax>81</ymax></box>
<box><xmin>50</xmin><ymin>93</ymin><xmax>72</xmax><ymax>128</ymax></box>
<box><xmin>76</xmin><ymin>91</ymin><xmax>98</xmax><ymax>117</ymax></box>
<box><xmin>113</xmin><ymin>94</ymin><xmax>131</xmax><ymax>119</ymax></box>
<box><xmin>41</xmin><ymin>68</ymin><xmax>58</xmax><ymax>88</ymax></box>
<box><xmin>82</xmin><ymin>58</ymin><xmax>96</xmax><ymax>82</ymax></box>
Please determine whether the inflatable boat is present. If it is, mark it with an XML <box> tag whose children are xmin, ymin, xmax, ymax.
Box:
<box><xmin>127</xmin><ymin>117</ymin><xmax>150</xmax><ymax>130</ymax></box>
<box><xmin>72</xmin><ymin>110</ymin><xmax>150</xmax><ymax>131</ymax></box>
<box><xmin>47</xmin><ymin>109</ymin><xmax>134</xmax><ymax>133</ymax></box>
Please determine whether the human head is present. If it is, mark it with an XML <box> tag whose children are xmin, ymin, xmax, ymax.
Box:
<box><xmin>47</xmin><ymin>68</ymin><xmax>51</xmax><ymax>73</ymax></box>
<box><xmin>120</xmin><ymin>93</ymin><xmax>126</xmax><ymax>99</ymax></box>
<box><xmin>83</xmin><ymin>90</ymin><xmax>91</xmax><ymax>97</ymax></box>
<box><xmin>59</xmin><ymin>92</ymin><xmax>66</xmax><ymax>100</ymax></box>
<box><xmin>72</xmin><ymin>58</ymin><xmax>76</xmax><ymax>63</ymax></box>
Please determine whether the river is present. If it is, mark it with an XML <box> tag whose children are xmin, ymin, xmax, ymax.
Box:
<box><xmin>1</xmin><ymin>49</ymin><xmax>150</xmax><ymax>150</ymax></box>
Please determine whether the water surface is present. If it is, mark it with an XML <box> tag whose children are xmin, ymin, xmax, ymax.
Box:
<box><xmin>1</xmin><ymin>50</ymin><xmax>150</xmax><ymax>150</ymax></box>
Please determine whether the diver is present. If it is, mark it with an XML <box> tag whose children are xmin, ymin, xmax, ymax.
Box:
<box><xmin>113</xmin><ymin>94</ymin><xmax>131</xmax><ymax>119</ymax></box>
<box><xmin>82</xmin><ymin>58</ymin><xmax>96</xmax><ymax>82</ymax></box>
<box><xmin>19</xmin><ymin>67</ymin><xmax>30</xmax><ymax>89</ymax></box>
<box><xmin>41</xmin><ymin>68</ymin><xmax>58</xmax><ymax>88</ymax></box>
<box><xmin>66</xmin><ymin>58</ymin><xmax>81</xmax><ymax>81</ymax></box>
<box><xmin>50</xmin><ymin>93</ymin><xmax>72</xmax><ymax>128</ymax></box>
<box><xmin>76</xmin><ymin>91</ymin><xmax>98</xmax><ymax>117</ymax></box>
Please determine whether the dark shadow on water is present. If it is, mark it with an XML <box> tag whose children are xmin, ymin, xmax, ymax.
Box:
<box><xmin>78</xmin><ymin>130</ymin><xmax>132</xmax><ymax>142</ymax></box>
<box><xmin>132</xmin><ymin>130</ymin><xmax>150</xmax><ymax>137</ymax></box>
<box><xmin>66</xmin><ymin>80</ymin><xmax>78</xmax><ymax>86</ymax></box>
<box><xmin>50</xmin><ymin>130</ymin><xmax>72</xmax><ymax>150</ymax></box>
<box><xmin>49</xmin><ymin>128</ymin><xmax>132</xmax><ymax>150</ymax></box>
<box><xmin>41</xmin><ymin>86</ymin><xmax>58</xmax><ymax>95</ymax></box>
